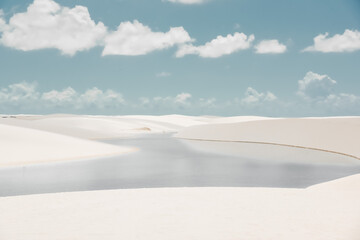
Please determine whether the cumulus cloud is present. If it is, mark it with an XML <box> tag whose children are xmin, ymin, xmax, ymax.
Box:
<box><xmin>297</xmin><ymin>71</ymin><xmax>337</xmax><ymax>99</ymax></box>
<box><xmin>176</xmin><ymin>32</ymin><xmax>255</xmax><ymax>58</ymax></box>
<box><xmin>102</xmin><ymin>20</ymin><xmax>193</xmax><ymax>56</ymax></box>
<box><xmin>0</xmin><ymin>0</ymin><xmax>195</xmax><ymax>57</ymax></box>
<box><xmin>137</xmin><ymin>93</ymin><xmax>218</xmax><ymax>114</ymax></box>
<box><xmin>1</xmin><ymin>77</ymin><xmax>359</xmax><ymax>116</ymax></box>
<box><xmin>174</xmin><ymin>92</ymin><xmax>192</xmax><ymax>104</ymax></box>
<box><xmin>151</xmin><ymin>92</ymin><xmax>192</xmax><ymax>106</ymax></box>
<box><xmin>255</xmin><ymin>39</ymin><xmax>286</xmax><ymax>54</ymax></box>
<box><xmin>323</xmin><ymin>93</ymin><xmax>360</xmax><ymax>106</ymax></box>
<box><xmin>0</xmin><ymin>82</ymin><xmax>216</xmax><ymax>114</ymax></box>
<box><xmin>303</xmin><ymin>29</ymin><xmax>360</xmax><ymax>53</ymax></box>
<box><xmin>0</xmin><ymin>0</ymin><xmax>107</xmax><ymax>56</ymax></box>
<box><xmin>295</xmin><ymin>71</ymin><xmax>360</xmax><ymax>115</ymax></box>
<box><xmin>78</xmin><ymin>88</ymin><xmax>125</xmax><ymax>108</ymax></box>
<box><xmin>43</xmin><ymin>87</ymin><xmax>125</xmax><ymax>109</ymax></box>
<box><xmin>241</xmin><ymin>87</ymin><xmax>277</xmax><ymax>104</ymax></box>
<box><xmin>0</xmin><ymin>82</ymin><xmax>125</xmax><ymax>113</ymax></box>
<box><xmin>0</xmin><ymin>82</ymin><xmax>39</xmax><ymax>103</ymax></box>
<box><xmin>163</xmin><ymin>0</ymin><xmax>206</xmax><ymax>4</ymax></box>
<box><xmin>41</xmin><ymin>87</ymin><xmax>76</xmax><ymax>105</ymax></box>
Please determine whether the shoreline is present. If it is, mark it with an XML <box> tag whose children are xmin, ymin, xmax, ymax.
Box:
<box><xmin>177</xmin><ymin>137</ymin><xmax>360</xmax><ymax>161</ymax></box>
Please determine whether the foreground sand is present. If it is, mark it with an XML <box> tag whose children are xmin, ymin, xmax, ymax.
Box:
<box><xmin>0</xmin><ymin>174</ymin><xmax>359</xmax><ymax>240</ymax></box>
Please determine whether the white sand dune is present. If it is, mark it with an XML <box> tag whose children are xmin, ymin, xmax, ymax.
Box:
<box><xmin>0</xmin><ymin>115</ymin><xmax>273</xmax><ymax>140</ymax></box>
<box><xmin>176</xmin><ymin>117</ymin><xmax>360</xmax><ymax>160</ymax></box>
<box><xmin>0</xmin><ymin>114</ymin><xmax>272</xmax><ymax>166</ymax></box>
<box><xmin>0</xmin><ymin>124</ymin><xmax>136</xmax><ymax>167</ymax></box>
<box><xmin>0</xmin><ymin>115</ymin><xmax>359</xmax><ymax>239</ymax></box>
<box><xmin>210</xmin><ymin>115</ymin><xmax>275</xmax><ymax>123</ymax></box>
<box><xmin>0</xmin><ymin>114</ymin><xmax>213</xmax><ymax>139</ymax></box>
<box><xmin>0</xmin><ymin>174</ymin><xmax>359</xmax><ymax>240</ymax></box>
<box><xmin>1</xmin><ymin>115</ymin><xmax>359</xmax><ymax>166</ymax></box>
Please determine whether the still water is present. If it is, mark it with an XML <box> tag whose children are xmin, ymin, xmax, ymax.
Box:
<box><xmin>1</xmin><ymin>134</ymin><xmax>360</xmax><ymax>196</ymax></box>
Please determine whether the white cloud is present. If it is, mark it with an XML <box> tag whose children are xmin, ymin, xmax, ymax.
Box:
<box><xmin>323</xmin><ymin>93</ymin><xmax>360</xmax><ymax>106</ymax></box>
<box><xmin>150</xmin><ymin>92</ymin><xmax>192</xmax><ymax>106</ymax></box>
<box><xmin>0</xmin><ymin>1</ymin><xmax>193</xmax><ymax>57</ymax></box>
<box><xmin>0</xmin><ymin>82</ymin><xmax>39</xmax><ymax>103</ymax></box>
<box><xmin>0</xmin><ymin>82</ymin><xmax>125</xmax><ymax>112</ymax></box>
<box><xmin>102</xmin><ymin>20</ymin><xmax>192</xmax><ymax>56</ymax></box>
<box><xmin>176</xmin><ymin>32</ymin><xmax>255</xmax><ymax>58</ymax></box>
<box><xmin>241</xmin><ymin>87</ymin><xmax>277</xmax><ymax>104</ymax></box>
<box><xmin>255</xmin><ymin>39</ymin><xmax>286</xmax><ymax>54</ymax></box>
<box><xmin>78</xmin><ymin>87</ymin><xmax>125</xmax><ymax>108</ymax></box>
<box><xmin>297</xmin><ymin>71</ymin><xmax>337</xmax><ymax>99</ymax></box>
<box><xmin>305</xmin><ymin>92</ymin><xmax>360</xmax><ymax>116</ymax></box>
<box><xmin>303</xmin><ymin>29</ymin><xmax>360</xmax><ymax>53</ymax></box>
<box><xmin>0</xmin><ymin>82</ymin><xmax>204</xmax><ymax>114</ymax></box>
<box><xmin>163</xmin><ymin>0</ymin><xmax>206</xmax><ymax>4</ymax></box>
<box><xmin>156</xmin><ymin>72</ymin><xmax>171</xmax><ymax>77</ymax></box>
<box><xmin>1</xmin><ymin>77</ymin><xmax>359</xmax><ymax>116</ymax></box>
<box><xmin>296</xmin><ymin>71</ymin><xmax>360</xmax><ymax>115</ymax></box>
<box><xmin>41</xmin><ymin>87</ymin><xmax>77</xmax><ymax>105</ymax></box>
<box><xmin>0</xmin><ymin>0</ymin><xmax>107</xmax><ymax>56</ymax></box>
<box><xmin>174</xmin><ymin>92</ymin><xmax>192</xmax><ymax>104</ymax></box>
<box><xmin>136</xmin><ymin>92</ymin><xmax>218</xmax><ymax>114</ymax></box>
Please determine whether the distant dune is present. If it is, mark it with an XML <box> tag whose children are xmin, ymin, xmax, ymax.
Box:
<box><xmin>1</xmin><ymin>115</ymin><xmax>359</xmax><ymax>166</ymax></box>
<box><xmin>0</xmin><ymin>115</ymin><xmax>271</xmax><ymax>140</ymax></box>
<box><xmin>176</xmin><ymin>117</ymin><xmax>360</xmax><ymax>161</ymax></box>
<box><xmin>0</xmin><ymin>115</ymin><xmax>272</xmax><ymax>166</ymax></box>
<box><xmin>0</xmin><ymin>114</ymin><xmax>213</xmax><ymax>140</ymax></box>
<box><xmin>0</xmin><ymin>114</ymin><xmax>212</xmax><ymax>166</ymax></box>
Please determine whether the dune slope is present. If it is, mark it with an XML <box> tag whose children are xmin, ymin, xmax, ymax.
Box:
<box><xmin>176</xmin><ymin>117</ymin><xmax>360</xmax><ymax>160</ymax></box>
<box><xmin>0</xmin><ymin>174</ymin><xmax>359</xmax><ymax>240</ymax></box>
<box><xmin>0</xmin><ymin>124</ymin><xmax>135</xmax><ymax>166</ymax></box>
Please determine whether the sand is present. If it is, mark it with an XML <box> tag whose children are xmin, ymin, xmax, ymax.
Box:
<box><xmin>0</xmin><ymin>173</ymin><xmax>359</xmax><ymax>240</ymax></box>
<box><xmin>0</xmin><ymin>114</ymin><xmax>216</xmax><ymax>166</ymax></box>
<box><xmin>0</xmin><ymin>114</ymin><xmax>214</xmax><ymax>140</ymax></box>
<box><xmin>0</xmin><ymin>123</ymin><xmax>136</xmax><ymax>166</ymax></box>
<box><xmin>0</xmin><ymin>115</ymin><xmax>271</xmax><ymax>140</ymax></box>
<box><xmin>1</xmin><ymin>115</ymin><xmax>359</xmax><ymax>239</ymax></box>
<box><xmin>176</xmin><ymin>117</ymin><xmax>360</xmax><ymax>160</ymax></box>
<box><xmin>1</xmin><ymin>115</ymin><xmax>359</xmax><ymax>166</ymax></box>
<box><xmin>0</xmin><ymin>114</ymin><xmax>266</xmax><ymax>166</ymax></box>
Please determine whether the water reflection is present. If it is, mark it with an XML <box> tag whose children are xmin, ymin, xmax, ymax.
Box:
<box><xmin>0</xmin><ymin>134</ymin><xmax>359</xmax><ymax>196</ymax></box>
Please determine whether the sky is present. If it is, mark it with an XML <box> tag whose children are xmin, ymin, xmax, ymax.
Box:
<box><xmin>0</xmin><ymin>0</ymin><xmax>359</xmax><ymax>116</ymax></box>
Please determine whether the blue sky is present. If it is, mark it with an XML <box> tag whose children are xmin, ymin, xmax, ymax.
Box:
<box><xmin>0</xmin><ymin>0</ymin><xmax>359</xmax><ymax>116</ymax></box>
